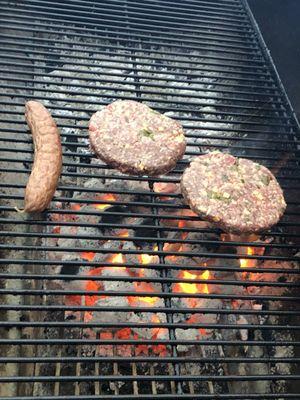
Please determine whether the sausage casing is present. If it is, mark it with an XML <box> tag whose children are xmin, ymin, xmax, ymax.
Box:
<box><xmin>21</xmin><ymin>101</ymin><xmax>62</xmax><ymax>212</ymax></box>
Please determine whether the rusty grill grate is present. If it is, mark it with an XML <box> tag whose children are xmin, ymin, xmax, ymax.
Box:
<box><xmin>0</xmin><ymin>0</ymin><xmax>300</xmax><ymax>398</ymax></box>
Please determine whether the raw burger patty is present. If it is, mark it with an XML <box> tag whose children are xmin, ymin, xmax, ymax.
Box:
<box><xmin>180</xmin><ymin>152</ymin><xmax>286</xmax><ymax>234</ymax></box>
<box><xmin>89</xmin><ymin>100</ymin><xmax>186</xmax><ymax>176</ymax></box>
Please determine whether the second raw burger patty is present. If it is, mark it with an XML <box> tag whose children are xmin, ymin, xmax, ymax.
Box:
<box><xmin>89</xmin><ymin>100</ymin><xmax>186</xmax><ymax>176</ymax></box>
<box><xmin>181</xmin><ymin>152</ymin><xmax>286</xmax><ymax>234</ymax></box>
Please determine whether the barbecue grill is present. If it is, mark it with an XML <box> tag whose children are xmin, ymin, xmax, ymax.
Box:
<box><xmin>0</xmin><ymin>0</ymin><xmax>300</xmax><ymax>398</ymax></box>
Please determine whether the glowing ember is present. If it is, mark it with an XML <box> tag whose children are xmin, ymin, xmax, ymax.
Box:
<box><xmin>201</xmin><ymin>270</ymin><xmax>210</xmax><ymax>294</ymax></box>
<box><xmin>85</xmin><ymin>280</ymin><xmax>99</xmax><ymax>306</ymax></box>
<box><xmin>137</xmin><ymin>247</ymin><xmax>159</xmax><ymax>275</ymax></box>
<box><xmin>81</xmin><ymin>252</ymin><xmax>96</xmax><ymax>262</ymax></box>
<box><xmin>93</xmin><ymin>193</ymin><xmax>117</xmax><ymax>210</ymax></box>
<box><xmin>173</xmin><ymin>268</ymin><xmax>211</xmax><ymax>309</ymax></box>
<box><xmin>71</xmin><ymin>203</ymin><xmax>81</xmax><ymax>211</ymax></box>
<box><xmin>163</xmin><ymin>240</ymin><xmax>184</xmax><ymax>261</ymax></box>
<box><xmin>151</xmin><ymin>314</ymin><xmax>168</xmax><ymax>339</ymax></box>
<box><xmin>179</xmin><ymin>271</ymin><xmax>198</xmax><ymax>294</ymax></box>
<box><xmin>116</xmin><ymin>327</ymin><xmax>131</xmax><ymax>340</ymax></box>
<box><xmin>240</xmin><ymin>247</ymin><xmax>254</xmax><ymax>268</ymax></box>
<box><xmin>118</xmin><ymin>229</ymin><xmax>129</xmax><ymax>238</ymax></box>
<box><xmin>130</xmin><ymin>281</ymin><xmax>159</xmax><ymax>306</ymax></box>
<box><xmin>138</xmin><ymin>253</ymin><xmax>156</xmax><ymax>265</ymax></box>
<box><xmin>176</xmin><ymin>270</ymin><xmax>211</xmax><ymax>295</ymax></box>
<box><xmin>84</xmin><ymin>254</ymin><xmax>127</xmax><ymax>310</ymax></box>
<box><xmin>106</xmin><ymin>253</ymin><xmax>127</xmax><ymax>272</ymax></box>
<box><xmin>111</xmin><ymin>253</ymin><xmax>124</xmax><ymax>263</ymax></box>
<box><xmin>239</xmin><ymin>247</ymin><xmax>256</xmax><ymax>276</ymax></box>
<box><xmin>178</xmin><ymin>220</ymin><xmax>188</xmax><ymax>241</ymax></box>
<box><xmin>52</xmin><ymin>226</ymin><xmax>61</xmax><ymax>234</ymax></box>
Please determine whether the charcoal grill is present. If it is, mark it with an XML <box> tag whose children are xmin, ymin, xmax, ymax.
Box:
<box><xmin>0</xmin><ymin>0</ymin><xmax>300</xmax><ymax>398</ymax></box>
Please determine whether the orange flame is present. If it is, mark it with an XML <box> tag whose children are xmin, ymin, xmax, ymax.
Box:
<box><xmin>138</xmin><ymin>253</ymin><xmax>156</xmax><ymax>265</ymax></box>
<box><xmin>130</xmin><ymin>251</ymin><xmax>160</xmax><ymax>306</ymax></box>
<box><xmin>151</xmin><ymin>314</ymin><xmax>168</xmax><ymax>339</ymax></box>
<box><xmin>176</xmin><ymin>270</ymin><xmax>210</xmax><ymax>295</ymax></box>
<box><xmin>131</xmin><ymin>281</ymin><xmax>159</xmax><ymax>306</ymax></box>
<box><xmin>83</xmin><ymin>253</ymin><xmax>127</xmax><ymax>319</ymax></box>
<box><xmin>240</xmin><ymin>247</ymin><xmax>254</xmax><ymax>269</ymax></box>
<box><xmin>93</xmin><ymin>193</ymin><xmax>117</xmax><ymax>210</ymax></box>
<box><xmin>179</xmin><ymin>270</ymin><xmax>198</xmax><ymax>294</ymax></box>
<box><xmin>85</xmin><ymin>280</ymin><xmax>99</xmax><ymax>306</ymax></box>
<box><xmin>173</xmin><ymin>268</ymin><xmax>210</xmax><ymax>310</ymax></box>
<box><xmin>239</xmin><ymin>246</ymin><xmax>258</xmax><ymax>280</ymax></box>
<box><xmin>106</xmin><ymin>253</ymin><xmax>127</xmax><ymax>272</ymax></box>
<box><xmin>201</xmin><ymin>270</ymin><xmax>210</xmax><ymax>294</ymax></box>
<box><xmin>137</xmin><ymin>247</ymin><xmax>158</xmax><ymax>275</ymax></box>
<box><xmin>178</xmin><ymin>220</ymin><xmax>188</xmax><ymax>241</ymax></box>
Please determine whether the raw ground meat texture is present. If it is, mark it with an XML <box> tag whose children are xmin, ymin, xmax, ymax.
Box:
<box><xmin>180</xmin><ymin>151</ymin><xmax>286</xmax><ymax>234</ymax></box>
<box><xmin>89</xmin><ymin>100</ymin><xmax>186</xmax><ymax>176</ymax></box>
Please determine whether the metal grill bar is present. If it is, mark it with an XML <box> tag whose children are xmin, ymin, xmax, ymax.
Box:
<box><xmin>0</xmin><ymin>23</ymin><xmax>258</xmax><ymax>52</ymax></box>
<box><xmin>1</xmin><ymin>356</ymin><xmax>300</xmax><ymax>363</ymax></box>
<box><xmin>1</xmin><ymin>374</ymin><xmax>300</xmax><ymax>383</ymax></box>
<box><xmin>0</xmin><ymin>10</ymin><xmax>255</xmax><ymax>39</ymax></box>
<box><xmin>1</xmin><ymin>74</ymin><xmax>284</xmax><ymax>99</ymax></box>
<box><xmin>0</xmin><ymin>395</ymin><xmax>298</xmax><ymax>400</ymax></box>
<box><xmin>0</xmin><ymin>339</ymin><xmax>299</xmax><ymax>346</ymax></box>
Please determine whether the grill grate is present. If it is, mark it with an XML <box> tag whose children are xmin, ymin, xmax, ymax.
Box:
<box><xmin>0</xmin><ymin>0</ymin><xmax>300</xmax><ymax>398</ymax></box>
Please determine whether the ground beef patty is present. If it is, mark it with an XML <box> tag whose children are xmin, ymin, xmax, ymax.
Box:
<box><xmin>89</xmin><ymin>100</ymin><xmax>186</xmax><ymax>176</ymax></box>
<box><xmin>181</xmin><ymin>152</ymin><xmax>286</xmax><ymax>234</ymax></box>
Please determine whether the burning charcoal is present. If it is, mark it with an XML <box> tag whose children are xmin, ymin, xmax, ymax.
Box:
<box><xmin>99</xmin><ymin>205</ymin><xmax>130</xmax><ymax>226</ymax></box>
<box><xmin>132</xmin><ymin>192</ymin><xmax>153</xmax><ymax>205</ymax></box>
<box><xmin>92</xmin><ymin>296</ymin><xmax>134</xmax><ymax>327</ymax></box>
<box><xmin>130</xmin><ymin>311</ymin><xmax>168</xmax><ymax>340</ymax></box>
<box><xmin>213</xmin><ymin>258</ymin><xmax>244</xmax><ymax>296</ymax></box>
<box><xmin>134</xmin><ymin>190</ymin><xmax>176</xmax><ymax>206</ymax></box>
<box><xmin>180</xmin><ymin>209</ymin><xmax>214</xmax><ymax>230</ymax></box>
<box><xmin>247</xmin><ymin>258</ymin><xmax>299</xmax><ymax>296</ymax></box>
<box><xmin>133</xmin><ymin>218</ymin><xmax>159</xmax><ymax>249</ymax></box>
<box><xmin>125</xmin><ymin>252</ymin><xmax>160</xmax><ymax>276</ymax></box>
<box><xmin>79</xmin><ymin>155</ymin><xmax>91</xmax><ymax>165</ymax></box>
<box><xmin>60</xmin><ymin>263</ymin><xmax>80</xmax><ymax>279</ymax></box>
<box><xmin>132</xmin><ymin>191</ymin><xmax>181</xmax><ymax>215</ymax></box>
<box><xmin>180</xmin><ymin>231</ymin><xmax>221</xmax><ymax>259</ymax></box>
<box><xmin>57</xmin><ymin>225</ymin><xmax>100</xmax><ymax>249</ymax></box>
<box><xmin>94</xmin><ymin>280</ymin><xmax>134</xmax><ymax>325</ymax></box>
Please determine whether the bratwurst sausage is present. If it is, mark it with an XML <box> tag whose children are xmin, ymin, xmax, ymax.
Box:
<box><xmin>16</xmin><ymin>101</ymin><xmax>62</xmax><ymax>212</ymax></box>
